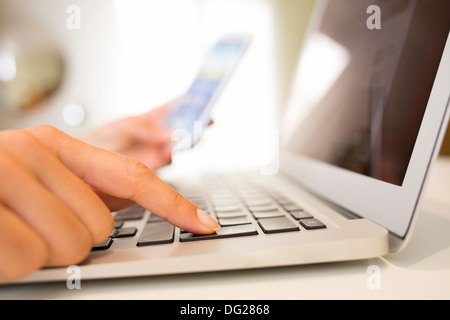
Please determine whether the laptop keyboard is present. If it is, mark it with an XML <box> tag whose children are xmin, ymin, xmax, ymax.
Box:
<box><xmin>92</xmin><ymin>174</ymin><xmax>327</xmax><ymax>251</ymax></box>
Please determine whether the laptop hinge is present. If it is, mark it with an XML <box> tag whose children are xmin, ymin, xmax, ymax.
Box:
<box><xmin>277</xmin><ymin>171</ymin><xmax>361</xmax><ymax>220</ymax></box>
<box><xmin>322</xmin><ymin>200</ymin><xmax>361</xmax><ymax>220</ymax></box>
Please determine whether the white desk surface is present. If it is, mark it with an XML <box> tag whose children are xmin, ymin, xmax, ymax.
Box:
<box><xmin>1</xmin><ymin>157</ymin><xmax>450</xmax><ymax>300</ymax></box>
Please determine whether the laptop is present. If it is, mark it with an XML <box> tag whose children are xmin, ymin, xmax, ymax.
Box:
<box><xmin>18</xmin><ymin>0</ymin><xmax>450</xmax><ymax>283</ymax></box>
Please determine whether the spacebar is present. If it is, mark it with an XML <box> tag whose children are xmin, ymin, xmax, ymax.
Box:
<box><xmin>180</xmin><ymin>224</ymin><xmax>258</xmax><ymax>242</ymax></box>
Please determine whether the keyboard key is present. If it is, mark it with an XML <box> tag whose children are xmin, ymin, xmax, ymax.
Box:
<box><xmin>238</xmin><ymin>190</ymin><xmax>265</xmax><ymax>197</ymax></box>
<box><xmin>289</xmin><ymin>210</ymin><xmax>313</xmax><ymax>220</ymax></box>
<box><xmin>300</xmin><ymin>218</ymin><xmax>326</xmax><ymax>230</ymax></box>
<box><xmin>114</xmin><ymin>205</ymin><xmax>146</xmax><ymax>221</ymax></box>
<box><xmin>209</xmin><ymin>196</ymin><xmax>239</xmax><ymax>206</ymax></box>
<box><xmin>215</xmin><ymin>210</ymin><xmax>247</xmax><ymax>219</ymax></box>
<box><xmin>92</xmin><ymin>238</ymin><xmax>114</xmax><ymax>251</ymax></box>
<box><xmin>271</xmin><ymin>194</ymin><xmax>291</xmax><ymax>203</ymax></box>
<box><xmin>198</xmin><ymin>204</ymin><xmax>210</xmax><ymax>212</ymax></box>
<box><xmin>209</xmin><ymin>193</ymin><xmax>236</xmax><ymax>201</ymax></box>
<box><xmin>258</xmin><ymin>217</ymin><xmax>300</xmax><ymax>234</ymax></box>
<box><xmin>185</xmin><ymin>193</ymin><xmax>206</xmax><ymax>200</ymax></box>
<box><xmin>137</xmin><ymin>221</ymin><xmax>174</xmax><ymax>246</ymax></box>
<box><xmin>277</xmin><ymin>198</ymin><xmax>295</xmax><ymax>205</ymax></box>
<box><xmin>243</xmin><ymin>198</ymin><xmax>273</xmax><ymax>207</ymax></box>
<box><xmin>218</xmin><ymin>216</ymin><xmax>252</xmax><ymax>226</ymax></box>
<box><xmin>247</xmin><ymin>204</ymin><xmax>278</xmax><ymax>212</ymax></box>
<box><xmin>115</xmin><ymin>227</ymin><xmax>138</xmax><ymax>238</ymax></box>
<box><xmin>213</xmin><ymin>204</ymin><xmax>243</xmax><ymax>212</ymax></box>
<box><xmin>183</xmin><ymin>192</ymin><xmax>205</xmax><ymax>200</ymax></box>
<box><xmin>109</xmin><ymin>229</ymin><xmax>119</xmax><ymax>238</ymax></box>
<box><xmin>179</xmin><ymin>224</ymin><xmax>258</xmax><ymax>242</ymax></box>
<box><xmin>191</xmin><ymin>199</ymin><xmax>207</xmax><ymax>208</ymax></box>
<box><xmin>252</xmin><ymin>209</ymin><xmax>285</xmax><ymax>219</ymax></box>
<box><xmin>281</xmin><ymin>203</ymin><xmax>303</xmax><ymax>212</ymax></box>
<box><xmin>147</xmin><ymin>214</ymin><xmax>165</xmax><ymax>223</ymax></box>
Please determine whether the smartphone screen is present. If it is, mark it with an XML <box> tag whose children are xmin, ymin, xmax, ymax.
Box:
<box><xmin>164</xmin><ymin>34</ymin><xmax>251</xmax><ymax>147</ymax></box>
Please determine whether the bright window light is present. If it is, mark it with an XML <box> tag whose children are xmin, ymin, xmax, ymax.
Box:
<box><xmin>0</xmin><ymin>50</ymin><xmax>17</xmax><ymax>82</ymax></box>
<box><xmin>112</xmin><ymin>0</ymin><xmax>277</xmax><ymax>171</ymax></box>
<box><xmin>297</xmin><ymin>33</ymin><xmax>350</xmax><ymax>108</ymax></box>
<box><xmin>283</xmin><ymin>33</ymin><xmax>350</xmax><ymax>141</ymax></box>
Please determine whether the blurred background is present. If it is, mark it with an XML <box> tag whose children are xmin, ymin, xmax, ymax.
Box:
<box><xmin>0</xmin><ymin>0</ymin><xmax>448</xmax><ymax>171</ymax></box>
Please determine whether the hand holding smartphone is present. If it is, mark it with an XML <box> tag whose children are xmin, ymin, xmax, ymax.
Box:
<box><xmin>163</xmin><ymin>33</ymin><xmax>251</xmax><ymax>150</ymax></box>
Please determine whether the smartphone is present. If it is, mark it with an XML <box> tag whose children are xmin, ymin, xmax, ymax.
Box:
<box><xmin>163</xmin><ymin>33</ymin><xmax>251</xmax><ymax>150</ymax></box>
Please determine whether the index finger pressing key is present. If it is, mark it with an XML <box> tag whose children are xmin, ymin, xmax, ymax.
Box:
<box><xmin>27</xmin><ymin>126</ymin><xmax>221</xmax><ymax>235</ymax></box>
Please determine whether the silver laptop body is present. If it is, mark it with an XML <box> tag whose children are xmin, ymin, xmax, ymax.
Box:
<box><xmin>18</xmin><ymin>0</ymin><xmax>450</xmax><ymax>283</ymax></box>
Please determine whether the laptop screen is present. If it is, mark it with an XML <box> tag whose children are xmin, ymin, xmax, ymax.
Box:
<box><xmin>282</xmin><ymin>0</ymin><xmax>450</xmax><ymax>186</ymax></box>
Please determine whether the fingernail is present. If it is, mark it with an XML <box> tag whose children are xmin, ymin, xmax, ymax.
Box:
<box><xmin>197</xmin><ymin>209</ymin><xmax>221</xmax><ymax>231</ymax></box>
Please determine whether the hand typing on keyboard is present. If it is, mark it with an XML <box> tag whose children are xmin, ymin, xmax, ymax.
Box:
<box><xmin>0</xmin><ymin>125</ymin><xmax>220</xmax><ymax>282</ymax></box>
